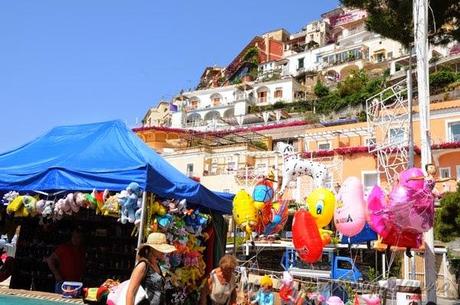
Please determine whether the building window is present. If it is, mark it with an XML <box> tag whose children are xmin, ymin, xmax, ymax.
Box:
<box><xmin>362</xmin><ymin>172</ymin><xmax>379</xmax><ymax>198</ymax></box>
<box><xmin>318</xmin><ymin>142</ymin><xmax>331</xmax><ymax>151</ymax></box>
<box><xmin>212</xmin><ymin>97</ymin><xmax>221</xmax><ymax>107</ymax></box>
<box><xmin>191</xmin><ymin>100</ymin><xmax>199</xmax><ymax>109</ymax></box>
<box><xmin>366</xmin><ymin>137</ymin><xmax>376</xmax><ymax>147</ymax></box>
<box><xmin>456</xmin><ymin>165</ymin><xmax>460</xmax><ymax>181</ymax></box>
<box><xmin>274</xmin><ymin>88</ymin><xmax>283</xmax><ymax>99</ymax></box>
<box><xmin>448</xmin><ymin>121</ymin><xmax>460</xmax><ymax>142</ymax></box>
<box><xmin>227</xmin><ymin>161</ymin><xmax>236</xmax><ymax>172</ymax></box>
<box><xmin>298</xmin><ymin>58</ymin><xmax>305</xmax><ymax>70</ymax></box>
<box><xmin>389</xmin><ymin>128</ymin><xmax>405</xmax><ymax>144</ymax></box>
<box><xmin>257</xmin><ymin>91</ymin><xmax>267</xmax><ymax>103</ymax></box>
<box><xmin>186</xmin><ymin>163</ymin><xmax>194</xmax><ymax>177</ymax></box>
<box><xmin>210</xmin><ymin>164</ymin><xmax>218</xmax><ymax>175</ymax></box>
<box><xmin>439</xmin><ymin>167</ymin><xmax>451</xmax><ymax>179</ymax></box>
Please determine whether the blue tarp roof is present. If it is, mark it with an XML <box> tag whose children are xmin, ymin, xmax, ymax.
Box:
<box><xmin>0</xmin><ymin>120</ymin><xmax>233</xmax><ymax>214</ymax></box>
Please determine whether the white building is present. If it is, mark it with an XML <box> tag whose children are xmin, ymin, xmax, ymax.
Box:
<box><xmin>171</xmin><ymin>77</ymin><xmax>303</xmax><ymax>129</ymax></box>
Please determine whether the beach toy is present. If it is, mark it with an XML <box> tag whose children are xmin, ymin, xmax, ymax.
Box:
<box><xmin>292</xmin><ymin>209</ymin><xmax>323</xmax><ymax>263</ymax></box>
<box><xmin>232</xmin><ymin>189</ymin><xmax>257</xmax><ymax>239</ymax></box>
<box><xmin>334</xmin><ymin>177</ymin><xmax>366</xmax><ymax>237</ymax></box>
<box><xmin>61</xmin><ymin>281</ymin><xmax>83</xmax><ymax>298</ymax></box>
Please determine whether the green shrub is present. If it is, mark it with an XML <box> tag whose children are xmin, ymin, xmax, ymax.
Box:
<box><xmin>314</xmin><ymin>81</ymin><xmax>330</xmax><ymax>98</ymax></box>
<box><xmin>430</xmin><ymin>70</ymin><xmax>457</xmax><ymax>92</ymax></box>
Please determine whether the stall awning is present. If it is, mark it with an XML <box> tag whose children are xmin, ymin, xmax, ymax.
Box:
<box><xmin>0</xmin><ymin>120</ymin><xmax>233</xmax><ymax>214</ymax></box>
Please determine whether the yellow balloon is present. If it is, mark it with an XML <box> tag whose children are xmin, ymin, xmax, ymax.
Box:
<box><xmin>232</xmin><ymin>190</ymin><xmax>257</xmax><ymax>235</ymax></box>
<box><xmin>306</xmin><ymin>188</ymin><xmax>335</xmax><ymax>228</ymax></box>
<box><xmin>254</xmin><ymin>201</ymin><xmax>265</xmax><ymax>210</ymax></box>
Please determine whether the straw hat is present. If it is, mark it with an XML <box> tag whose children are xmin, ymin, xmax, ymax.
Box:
<box><xmin>139</xmin><ymin>233</ymin><xmax>176</xmax><ymax>253</ymax></box>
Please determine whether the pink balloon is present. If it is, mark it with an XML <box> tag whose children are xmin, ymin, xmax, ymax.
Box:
<box><xmin>399</xmin><ymin>167</ymin><xmax>424</xmax><ymax>190</ymax></box>
<box><xmin>334</xmin><ymin>177</ymin><xmax>366</xmax><ymax>237</ymax></box>
<box><xmin>388</xmin><ymin>184</ymin><xmax>434</xmax><ymax>233</ymax></box>
<box><xmin>367</xmin><ymin>185</ymin><xmax>389</xmax><ymax>237</ymax></box>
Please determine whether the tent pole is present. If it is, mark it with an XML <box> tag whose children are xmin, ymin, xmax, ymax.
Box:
<box><xmin>137</xmin><ymin>191</ymin><xmax>148</xmax><ymax>252</ymax></box>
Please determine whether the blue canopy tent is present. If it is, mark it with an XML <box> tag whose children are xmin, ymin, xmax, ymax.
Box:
<box><xmin>0</xmin><ymin>120</ymin><xmax>233</xmax><ymax>214</ymax></box>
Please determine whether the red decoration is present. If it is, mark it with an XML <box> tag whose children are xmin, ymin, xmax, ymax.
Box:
<box><xmin>292</xmin><ymin>210</ymin><xmax>323</xmax><ymax>264</ymax></box>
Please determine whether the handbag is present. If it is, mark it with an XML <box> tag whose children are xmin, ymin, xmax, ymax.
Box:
<box><xmin>107</xmin><ymin>280</ymin><xmax>147</xmax><ymax>305</ymax></box>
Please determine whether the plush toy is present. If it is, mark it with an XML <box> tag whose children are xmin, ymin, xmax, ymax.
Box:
<box><xmin>42</xmin><ymin>200</ymin><xmax>55</xmax><ymax>218</ymax></box>
<box><xmin>251</xmin><ymin>275</ymin><xmax>274</xmax><ymax>305</ymax></box>
<box><xmin>184</xmin><ymin>209</ymin><xmax>208</xmax><ymax>235</ymax></box>
<box><xmin>23</xmin><ymin>195</ymin><xmax>39</xmax><ymax>216</ymax></box>
<box><xmin>101</xmin><ymin>196</ymin><xmax>121</xmax><ymax>218</ymax></box>
<box><xmin>118</xmin><ymin>182</ymin><xmax>141</xmax><ymax>224</ymax></box>
<box><xmin>65</xmin><ymin>193</ymin><xmax>79</xmax><ymax>214</ymax></box>
<box><xmin>2</xmin><ymin>191</ymin><xmax>19</xmax><ymax>206</ymax></box>
<box><xmin>7</xmin><ymin>196</ymin><xmax>30</xmax><ymax>217</ymax></box>
<box><xmin>279</xmin><ymin>271</ymin><xmax>297</xmax><ymax>305</ymax></box>
<box><xmin>74</xmin><ymin>192</ymin><xmax>90</xmax><ymax>209</ymax></box>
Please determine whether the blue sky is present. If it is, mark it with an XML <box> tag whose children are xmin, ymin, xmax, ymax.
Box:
<box><xmin>0</xmin><ymin>0</ymin><xmax>339</xmax><ymax>152</ymax></box>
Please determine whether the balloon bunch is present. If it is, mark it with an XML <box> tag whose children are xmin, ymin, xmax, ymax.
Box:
<box><xmin>232</xmin><ymin>176</ymin><xmax>288</xmax><ymax>239</ymax></box>
<box><xmin>367</xmin><ymin>167</ymin><xmax>435</xmax><ymax>249</ymax></box>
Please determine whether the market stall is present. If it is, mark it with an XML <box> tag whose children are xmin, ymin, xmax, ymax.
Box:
<box><xmin>0</xmin><ymin>120</ymin><xmax>232</xmax><ymax>302</ymax></box>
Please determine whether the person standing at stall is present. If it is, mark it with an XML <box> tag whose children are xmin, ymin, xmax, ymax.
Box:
<box><xmin>201</xmin><ymin>254</ymin><xmax>238</xmax><ymax>305</ymax></box>
<box><xmin>126</xmin><ymin>232</ymin><xmax>176</xmax><ymax>305</ymax></box>
<box><xmin>46</xmin><ymin>227</ymin><xmax>85</xmax><ymax>293</ymax></box>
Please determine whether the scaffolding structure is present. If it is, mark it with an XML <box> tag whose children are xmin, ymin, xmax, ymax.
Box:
<box><xmin>366</xmin><ymin>79</ymin><xmax>410</xmax><ymax>183</ymax></box>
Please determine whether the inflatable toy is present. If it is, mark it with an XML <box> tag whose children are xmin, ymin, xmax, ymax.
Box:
<box><xmin>307</xmin><ymin>188</ymin><xmax>335</xmax><ymax>244</ymax></box>
<box><xmin>341</xmin><ymin>223</ymin><xmax>377</xmax><ymax>245</ymax></box>
<box><xmin>399</xmin><ymin>167</ymin><xmax>425</xmax><ymax>190</ymax></box>
<box><xmin>253</xmin><ymin>183</ymin><xmax>274</xmax><ymax>203</ymax></box>
<box><xmin>263</xmin><ymin>201</ymin><xmax>289</xmax><ymax>236</ymax></box>
<box><xmin>367</xmin><ymin>185</ymin><xmax>388</xmax><ymax>236</ymax></box>
<box><xmin>277</xmin><ymin>142</ymin><xmax>328</xmax><ymax>194</ymax></box>
<box><xmin>292</xmin><ymin>209</ymin><xmax>323</xmax><ymax>263</ymax></box>
<box><xmin>232</xmin><ymin>189</ymin><xmax>257</xmax><ymax>238</ymax></box>
<box><xmin>334</xmin><ymin>177</ymin><xmax>366</xmax><ymax>237</ymax></box>
<box><xmin>279</xmin><ymin>271</ymin><xmax>297</xmax><ymax>305</ymax></box>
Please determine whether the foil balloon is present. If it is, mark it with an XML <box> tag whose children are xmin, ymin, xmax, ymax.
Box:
<box><xmin>334</xmin><ymin>177</ymin><xmax>366</xmax><ymax>237</ymax></box>
<box><xmin>232</xmin><ymin>189</ymin><xmax>257</xmax><ymax>239</ymax></box>
<box><xmin>399</xmin><ymin>167</ymin><xmax>425</xmax><ymax>190</ymax></box>
<box><xmin>253</xmin><ymin>182</ymin><xmax>275</xmax><ymax>204</ymax></box>
<box><xmin>292</xmin><ymin>209</ymin><xmax>323</xmax><ymax>264</ymax></box>
<box><xmin>388</xmin><ymin>184</ymin><xmax>433</xmax><ymax>234</ymax></box>
<box><xmin>263</xmin><ymin>201</ymin><xmax>289</xmax><ymax>236</ymax></box>
<box><xmin>306</xmin><ymin>188</ymin><xmax>335</xmax><ymax>228</ymax></box>
<box><xmin>307</xmin><ymin>188</ymin><xmax>335</xmax><ymax>245</ymax></box>
<box><xmin>367</xmin><ymin>185</ymin><xmax>389</xmax><ymax>237</ymax></box>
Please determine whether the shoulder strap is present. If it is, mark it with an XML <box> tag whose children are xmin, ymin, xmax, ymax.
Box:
<box><xmin>136</xmin><ymin>259</ymin><xmax>150</xmax><ymax>278</ymax></box>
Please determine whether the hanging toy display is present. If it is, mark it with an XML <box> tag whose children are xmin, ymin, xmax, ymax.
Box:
<box><xmin>141</xmin><ymin>197</ymin><xmax>211</xmax><ymax>305</ymax></box>
<box><xmin>251</xmin><ymin>275</ymin><xmax>274</xmax><ymax>305</ymax></box>
<box><xmin>361</xmin><ymin>294</ymin><xmax>381</xmax><ymax>305</ymax></box>
<box><xmin>306</xmin><ymin>188</ymin><xmax>335</xmax><ymax>245</ymax></box>
<box><xmin>279</xmin><ymin>271</ymin><xmax>297</xmax><ymax>305</ymax></box>
<box><xmin>262</xmin><ymin>201</ymin><xmax>289</xmax><ymax>236</ymax></box>
<box><xmin>233</xmin><ymin>189</ymin><xmax>257</xmax><ymax>239</ymax></box>
<box><xmin>292</xmin><ymin>209</ymin><xmax>323</xmax><ymax>263</ymax></box>
<box><xmin>334</xmin><ymin>177</ymin><xmax>366</xmax><ymax>237</ymax></box>
<box><xmin>252</xmin><ymin>179</ymin><xmax>275</xmax><ymax>210</ymax></box>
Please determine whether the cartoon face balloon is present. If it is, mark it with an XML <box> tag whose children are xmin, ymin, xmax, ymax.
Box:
<box><xmin>306</xmin><ymin>188</ymin><xmax>336</xmax><ymax>228</ymax></box>
<box><xmin>334</xmin><ymin>177</ymin><xmax>366</xmax><ymax>237</ymax></box>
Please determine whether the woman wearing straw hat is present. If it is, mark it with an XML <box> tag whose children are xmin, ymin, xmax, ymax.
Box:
<box><xmin>126</xmin><ymin>232</ymin><xmax>176</xmax><ymax>305</ymax></box>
